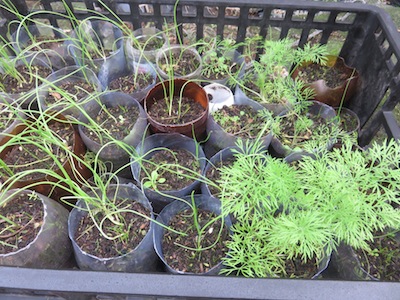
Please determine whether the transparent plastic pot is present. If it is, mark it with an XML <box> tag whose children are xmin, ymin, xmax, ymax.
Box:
<box><xmin>66</xmin><ymin>20</ymin><xmax>125</xmax><ymax>75</ymax></box>
<box><xmin>131</xmin><ymin>133</ymin><xmax>207</xmax><ymax>213</ymax></box>
<box><xmin>155</xmin><ymin>45</ymin><xmax>202</xmax><ymax>80</ymax></box>
<box><xmin>201</xmin><ymin>49</ymin><xmax>245</xmax><ymax>87</ymax></box>
<box><xmin>205</xmin><ymin>95</ymin><xmax>272</xmax><ymax>156</ymax></box>
<box><xmin>153</xmin><ymin>194</ymin><xmax>232</xmax><ymax>275</ymax></box>
<box><xmin>11</xmin><ymin>23</ymin><xmax>73</xmax><ymax>70</ymax></box>
<box><xmin>0</xmin><ymin>56</ymin><xmax>53</xmax><ymax>110</ymax></box>
<box><xmin>68</xmin><ymin>183</ymin><xmax>158</xmax><ymax>272</ymax></box>
<box><xmin>125</xmin><ymin>27</ymin><xmax>168</xmax><ymax>65</ymax></box>
<box><xmin>0</xmin><ymin>96</ymin><xmax>26</xmax><ymax>147</ymax></box>
<box><xmin>38</xmin><ymin>65</ymin><xmax>102</xmax><ymax>118</ymax></box>
<box><xmin>0</xmin><ymin>189</ymin><xmax>72</xmax><ymax>269</ymax></box>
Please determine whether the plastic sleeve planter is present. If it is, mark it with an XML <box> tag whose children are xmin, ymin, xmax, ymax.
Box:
<box><xmin>205</xmin><ymin>95</ymin><xmax>272</xmax><ymax>156</ymax></box>
<box><xmin>98</xmin><ymin>59</ymin><xmax>157</xmax><ymax>103</ymax></box>
<box><xmin>0</xmin><ymin>189</ymin><xmax>72</xmax><ymax>269</ymax></box>
<box><xmin>201</xmin><ymin>146</ymin><xmax>239</xmax><ymax>197</ymax></box>
<box><xmin>153</xmin><ymin>194</ymin><xmax>232</xmax><ymax>275</ymax></box>
<box><xmin>0</xmin><ymin>113</ymin><xmax>91</xmax><ymax>202</ymax></box>
<box><xmin>38</xmin><ymin>65</ymin><xmax>102</xmax><ymax>118</ymax></box>
<box><xmin>78</xmin><ymin>91</ymin><xmax>148</xmax><ymax>161</ymax></box>
<box><xmin>11</xmin><ymin>24</ymin><xmax>73</xmax><ymax>70</ymax></box>
<box><xmin>270</xmin><ymin>101</ymin><xmax>337</xmax><ymax>160</ymax></box>
<box><xmin>131</xmin><ymin>133</ymin><xmax>207</xmax><ymax>213</ymax></box>
<box><xmin>125</xmin><ymin>27</ymin><xmax>168</xmax><ymax>65</ymax></box>
<box><xmin>0</xmin><ymin>56</ymin><xmax>52</xmax><ymax>110</ymax></box>
<box><xmin>155</xmin><ymin>45</ymin><xmax>203</xmax><ymax>80</ymax></box>
<box><xmin>201</xmin><ymin>49</ymin><xmax>245</xmax><ymax>87</ymax></box>
<box><xmin>65</xmin><ymin>20</ymin><xmax>125</xmax><ymax>75</ymax></box>
<box><xmin>68</xmin><ymin>183</ymin><xmax>158</xmax><ymax>272</ymax></box>
<box><xmin>291</xmin><ymin>55</ymin><xmax>359</xmax><ymax>108</ymax></box>
<box><xmin>144</xmin><ymin>79</ymin><xmax>209</xmax><ymax>139</ymax></box>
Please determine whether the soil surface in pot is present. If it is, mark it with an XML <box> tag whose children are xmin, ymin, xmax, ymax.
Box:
<box><xmin>45</xmin><ymin>80</ymin><xmax>95</xmax><ymax>106</ymax></box>
<box><xmin>132</xmin><ymin>35</ymin><xmax>164</xmax><ymax>51</ymax></box>
<box><xmin>74</xmin><ymin>200</ymin><xmax>150</xmax><ymax>258</ymax></box>
<box><xmin>0</xmin><ymin>121</ymin><xmax>74</xmax><ymax>181</ymax></box>
<box><xmin>26</xmin><ymin>36</ymin><xmax>63</xmax><ymax>51</ymax></box>
<box><xmin>202</xmin><ymin>58</ymin><xmax>240</xmax><ymax>81</ymax></box>
<box><xmin>355</xmin><ymin>230</ymin><xmax>400</xmax><ymax>281</ymax></box>
<box><xmin>0</xmin><ymin>65</ymin><xmax>52</xmax><ymax>94</ymax></box>
<box><xmin>158</xmin><ymin>51</ymin><xmax>200</xmax><ymax>77</ymax></box>
<box><xmin>109</xmin><ymin>72</ymin><xmax>153</xmax><ymax>94</ymax></box>
<box><xmin>147</xmin><ymin>96</ymin><xmax>204</xmax><ymax>125</ymax></box>
<box><xmin>0</xmin><ymin>191</ymin><xmax>44</xmax><ymax>254</ymax></box>
<box><xmin>212</xmin><ymin>105</ymin><xmax>270</xmax><ymax>138</ymax></box>
<box><xmin>279</xmin><ymin>112</ymin><xmax>333</xmax><ymax>149</ymax></box>
<box><xmin>297</xmin><ymin>64</ymin><xmax>349</xmax><ymax>88</ymax></box>
<box><xmin>82</xmin><ymin>104</ymin><xmax>139</xmax><ymax>142</ymax></box>
<box><xmin>284</xmin><ymin>257</ymin><xmax>319</xmax><ymax>279</ymax></box>
<box><xmin>140</xmin><ymin>149</ymin><xmax>201</xmax><ymax>191</ymax></box>
<box><xmin>206</xmin><ymin>158</ymin><xmax>236</xmax><ymax>196</ymax></box>
<box><xmin>162</xmin><ymin>208</ymin><xmax>230</xmax><ymax>273</ymax></box>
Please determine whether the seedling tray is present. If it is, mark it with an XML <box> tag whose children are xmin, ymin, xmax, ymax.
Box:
<box><xmin>1</xmin><ymin>0</ymin><xmax>400</xmax><ymax>299</ymax></box>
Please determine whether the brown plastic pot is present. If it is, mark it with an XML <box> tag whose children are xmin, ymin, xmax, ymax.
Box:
<box><xmin>292</xmin><ymin>55</ymin><xmax>359</xmax><ymax>107</ymax></box>
<box><xmin>0</xmin><ymin>113</ymin><xmax>91</xmax><ymax>202</ymax></box>
<box><xmin>144</xmin><ymin>79</ymin><xmax>209</xmax><ymax>139</ymax></box>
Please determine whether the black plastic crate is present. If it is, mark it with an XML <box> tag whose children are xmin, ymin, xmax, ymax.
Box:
<box><xmin>1</xmin><ymin>0</ymin><xmax>400</xmax><ymax>299</ymax></box>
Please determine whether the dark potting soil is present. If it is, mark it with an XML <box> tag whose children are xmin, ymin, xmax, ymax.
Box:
<box><xmin>81</xmin><ymin>105</ymin><xmax>139</xmax><ymax>142</ymax></box>
<box><xmin>212</xmin><ymin>105</ymin><xmax>269</xmax><ymax>138</ymax></box>
<box><xmin>26</xmin><ymin>37</ymin><xmax>63</xmax><ymax>52</ymax></box>
<box><xmin>355</xmin><ymin>230</ymin><xmax>400</xmax><ymax>281</ymax></box>
<box><xmin>336</xmin><ymin>109</ymin><xmax>359</xmax><ymax>133</ymax></box>
<box><xmin>45</xmin><ymin>80</ymin><xmax>95</xmax><ymax>106</ymax></box>
<box><xmin>162</xmin><ymin>208</ymin><xmax>230</xmax><ymax>273</ymax></box>
<box><xmin>109</xmin><ymin>72</ymin><xmax>153</xmax><ymax>94</ymax></box>
<box><xmin>140</xmin><ymin>149</ymin><xmax>201</xmax><ymax>191</ymax></box>
<box><xmin>1</xmin><ymin>122</ymin><xmax>74</xmax><ymax>181</ymax></box>
<box><xmin>0</xmin><ymin>65</ymin><xmax>52</xmax><ymax>94</ymax></box>
<box><xmin>0</xmin><ymin>192</ymin><xmax>44</xmax><ymax>254</ymax></box>
<box><xmin>279</xmin><ymin>112</ymin><xmax>331</xmax><ymax>148</ymax></box>
<box><xmin>284</xmin><ymin>257</ymin><xmax>319</xmax><ymax>279</ymax></box>
<box><xmin>206</xmin><ymin>158</ymin><xmax>236</xmax><ymax>196</ymax></box>
<box><xmin>133</xmin><ymin>35</ymin><xmax>164</xmax><ymax>51</ymax></box>
<box><xmin>202</xmin><ymin>58</ymin><xmax>240</xmax><ymax>81</ymax></box>
<box><xmin>147</xmin><ymin>96</ymin><xmax>205</xmax><ymax>125</ymax></box>
<box><xmin>158</xmin><ymin>51</ymin><xmax>200</xmax><ymax>77</ymax></box>
<box><xmin>297</xmin><ymin>64</ymin><xmax>349</xmax><ymax>89</ymax></box>
<box><xmin>74</xmin><ymin>200</ymin><xmax>150</xmax><ymax>258</ymax></box>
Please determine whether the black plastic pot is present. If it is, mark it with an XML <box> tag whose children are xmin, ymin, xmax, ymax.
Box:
<box><xmin>79</xmin><ymin>91</ymin><xmax>148</xmax><ymax>178</ymax></box>
<box><xmin>270</xmin><ymin>101</ymin><xmax>337</xmax><ymax>160</ymax></box>
<box><xmin>153</xmin><ymin>194</ymin><xmax>232</xmax><ymax>275</ymax></box>
<box><xmin>11</xmin><ymin>23</ymin><xmax>73</xmax><ymax>70</ymax></box>
<box><xmin>68</xmin><ymin>183</ymin><xmax>158</xmax><ymax>272</ymax></box>
<box><xmin>205</xmin><ymin>95</ymin><xmax>272</xmax><ymax>157</ymax></box>
<box><xmin>0</xmin><ymin>189</ymin><xmax>72</xmax><ymax>268</ymax></box>
<box><xmin>38</xmin><ymin>65</ymin><xmax>102</xmax><ymax>118</ymax></box>
<box><xmin>131</xmin><ymin>133</ymin><xmax>207</xmax><ymax>213</ymax></box>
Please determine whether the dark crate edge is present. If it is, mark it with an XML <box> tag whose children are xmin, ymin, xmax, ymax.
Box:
<box><xmin>1</xmin><ymin>266</ymin><xmax>400</xmax><ymax>300</ymax></box>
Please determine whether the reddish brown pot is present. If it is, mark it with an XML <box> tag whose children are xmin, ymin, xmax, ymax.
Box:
<box><xmin>144</xmin><ymin>79</ymin><xmax>209</xmax><ymax>139</ymax></box>
<box><xmin>0</xmin><ymin>113</ymin><xmax>91</xmax><ymax>202</ymax></box>
<box><xmin>292</xmin><ymin>55</ymin><xmax>359</xmax><ymax>107</ymax></box>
